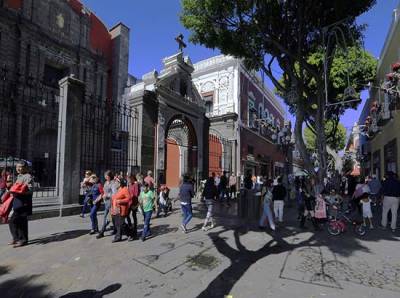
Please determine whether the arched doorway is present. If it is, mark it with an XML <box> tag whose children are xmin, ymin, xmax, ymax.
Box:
<box><xmin>165</xmin><ymin>116</ymin><xmax>198</xmax><ymax>188</ymax></box>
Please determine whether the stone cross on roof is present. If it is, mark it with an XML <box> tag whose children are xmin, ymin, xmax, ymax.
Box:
<box><xmin>175</xmin><ymin>33</ymin><xmax>187</xmax><ymax>52</ymax></box>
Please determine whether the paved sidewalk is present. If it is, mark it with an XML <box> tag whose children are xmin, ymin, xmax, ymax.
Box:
<box><xmin>1</xmin><ymin>201</ymin><xmax>400</xmax><ymax>298</ymax></box>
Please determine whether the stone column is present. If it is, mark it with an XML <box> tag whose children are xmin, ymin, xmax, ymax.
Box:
<box><xmin>56</xmin><ymin>76</ymin><xmax>85</xmax><ymax>211</ymax></box>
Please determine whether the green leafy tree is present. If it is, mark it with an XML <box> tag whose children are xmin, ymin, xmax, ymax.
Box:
<box><xmin>304</xmin><ymin>121</ymin><xmax>347</xmax><ymax>152</ymax></box>
<box><xmin>181</xmin><ymin>0</ymin><xmax>377</xmax><ymax>184</ymax></box>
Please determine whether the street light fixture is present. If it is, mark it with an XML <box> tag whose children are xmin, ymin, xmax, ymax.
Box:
<box><xmin>322</xmin><ymin>19</ymin><xmax>361</xmax><ymax>108</ymax></box>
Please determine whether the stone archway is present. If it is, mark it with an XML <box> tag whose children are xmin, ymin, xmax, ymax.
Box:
<box><xmin>164</xmin><ymin>116</ymin><xmax>198</xmax><ymax>188</ymax></box>
<box><xmin>127</xmin><ymin>52</ymin><xmax>209</xmax><ymax>193</ymax></box>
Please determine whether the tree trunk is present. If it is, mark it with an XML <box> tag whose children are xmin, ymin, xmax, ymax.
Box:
<box><xmin>315</xmin><ymin>90</ymin><xmax>328</xmax><ymax>192</ymax></box>
<box><xmin>294</xmin><ymin>107</ymin><xmax>315</xmax><ymax>178</ymax></box>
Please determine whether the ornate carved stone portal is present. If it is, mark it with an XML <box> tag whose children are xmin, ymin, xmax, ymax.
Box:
<box><xmin>124</xmin><ymin>52</ymin><xmax>209</xmax><ymax>192</ymax></box>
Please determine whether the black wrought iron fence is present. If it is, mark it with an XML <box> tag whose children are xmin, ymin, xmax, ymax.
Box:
<box><xmin>1</xmin><ymin>69</ymin><xmax>140</xmax><ymax>206</ymax></box>
<box><xmin>80</xmin><ymin>95</ymin><xmax>139</xmax><ymax>180</ymax></box>
<box><xmin>0</xmin><ymin>71</ymin><xmax>59</xmax><ymax>203</ymax></box>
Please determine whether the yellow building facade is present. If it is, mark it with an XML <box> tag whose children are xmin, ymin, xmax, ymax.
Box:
<box><xmin>367</xmin><ymin>8</ymin><xmax>400</xmax><ymax>179</ymax></box>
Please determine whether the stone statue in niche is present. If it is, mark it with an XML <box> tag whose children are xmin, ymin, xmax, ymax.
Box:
<box><xmin>180</xmin><ymin>79</ymin><xmax>187</xmax><ymax>97</ymax></box>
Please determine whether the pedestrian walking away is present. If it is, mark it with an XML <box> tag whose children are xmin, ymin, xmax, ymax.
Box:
<box><xmin>259</xmin><ymin>179</ymin><xmax>275</xmax><ymax>231</ymax></box>
<box><xmin>368</xmin><ymin>175</ymin><xmax>381</xmax><ymax>206</ymax></box>
<box><xmin>272</xmin><ymin>177</ymin><xmax>286</xmax><ymax>224</ymax></box>
<box><xmin>381</xmin><ymin>171</ymin><xmax>400</xmax><ymax>232</ymax></box>
<box><xmin>139</xmin><ymin>183</ymin><xmax>155</xmax><ymax>241</ymax></box>
<box><xmin>96</xmin><ymin>171</ymin><xmax>118</xmax><ymax>239</ymax></box>
<box><xmin>219</xmin><ymin>171</ymin><xmax>229</xmax><ymax>206</ymax></box>
<box><xmin>7</xmin><ymin>161</ymin><xmax>33</xmax><ymax>248</ymax></box>
<box><xmin>202</xmin><ymin>177</ymin><xmax>217</xmax><ymax>231</ymax></box>
<box><xmin>179</xmin><ymin>174</ymin><xmax>195</xmax><ymax>233</ymax></box>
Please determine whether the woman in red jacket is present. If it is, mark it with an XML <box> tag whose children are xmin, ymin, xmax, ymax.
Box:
<box><xmin>111</xmin><ymin>177</ymin><xmax>131</xmax><ymax>243</ymax></box>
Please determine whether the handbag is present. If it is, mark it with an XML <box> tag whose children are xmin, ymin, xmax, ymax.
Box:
<box><xmin>0</xmin><ymin>192</ymin><xmax>13</xmax><ymax>222</ymax></box>
<box><xmin>10</xmin><ymin>183</ymin><xmax>28</xmax><ymax>194</ymax></box>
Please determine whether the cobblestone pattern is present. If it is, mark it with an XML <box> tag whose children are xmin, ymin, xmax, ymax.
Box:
<box><xmin>282</xmin><ymin>246</ymin><xmax>400</xmax><ymax>292</ymax></box>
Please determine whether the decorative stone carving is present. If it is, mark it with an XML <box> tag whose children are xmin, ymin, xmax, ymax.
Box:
<box><xmin>201</xmin><ymin>81</ymin><xmax>215</xmax><ymax>93</ymax></box>
<box><xmin>219</xmin><ymin>76</ymin><xmax>229</xmax><ymax>89</ymax></box>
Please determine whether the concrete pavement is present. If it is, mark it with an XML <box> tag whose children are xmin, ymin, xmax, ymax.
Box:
<box><xmin>1</xmin><ymin>201</ymin><xmax>400</xmax><ymax>298</ymax></box>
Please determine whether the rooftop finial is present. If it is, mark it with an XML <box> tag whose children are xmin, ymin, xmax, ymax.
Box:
<box><xmin>175</xmin><ymin>33</ymin><xmax>187</xmax><ymax>53</ymax></box>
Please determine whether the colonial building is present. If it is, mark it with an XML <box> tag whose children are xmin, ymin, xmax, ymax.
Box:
<box><xmin>192</xmin><ymin>55</ymin><xmax>286</xmax><ymax>179</ymax></box>
<box><xmin>0</xmin><ymin>0</ymin><xmax>130</xmax><ymax>187</ymax></box>
<box><xmin>358</xmin><ymin>5</ymin><xmax>400</xmax><ymax>179</ymax></box>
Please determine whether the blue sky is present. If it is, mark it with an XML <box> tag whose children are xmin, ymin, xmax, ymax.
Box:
<box><xmin>82</xmin><ymin>0</ymin><xmax>397</xmax><ymax>136</ymax></box>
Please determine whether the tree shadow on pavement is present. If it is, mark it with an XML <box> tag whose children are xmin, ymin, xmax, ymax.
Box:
<box><xmin>196</xmin><ymin>203</ymin><xmax>400</xmax><ymax>298</ymax></box>
<box><xmin>29</xmin><ymin>229</ymin><xmax>90</xmax><ymax>245</ymax></box>
<box><xmin>0</xmin><ymin>265</ymin><xmax>10</xmax><ymax>277</ymax></box>
<box><xmin>0</xmin><ymin>274</ymin><xmax>51</xmax><ymax>298</ymax></box>
<box><xmin>59</xmin><ymin>283</ymin><xmax>122</xmax><ymax>298</ymax></box>
<box><xmin>149</xmin><ymin>224</ymin><xmax>179</xmax><ymax>237</ymax></box>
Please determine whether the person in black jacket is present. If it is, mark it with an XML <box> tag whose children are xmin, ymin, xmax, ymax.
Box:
<box><xmin>381</xmin><ymin>171</ymin><xmax>400</xmax><ymax>232</ymax></box>
<box><xmin>202</xmin><ymin>177</ymin><xmax>218</xmax><ymax>231</ymax></box>
<box><xmin>272</xmin><ymin>177</ymin><xmax>287</xmax><ymax>223</ymax></box>
<box><xmin>179</xmin><ymin>175</ymin><xmax>195</xmax><ymax>233</ymax></box>
<box><xmin>299</xmin><ymin>184</ymin><xmax>320</xmax><ymax>231</ymax></box>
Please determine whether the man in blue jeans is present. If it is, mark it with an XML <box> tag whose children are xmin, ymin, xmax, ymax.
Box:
<box><xmin>179</xmin><ymin>174</ymin><xmax>194</xmax><ymax>233</ymax></box>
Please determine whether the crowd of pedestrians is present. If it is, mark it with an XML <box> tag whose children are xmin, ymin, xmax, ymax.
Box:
<box><xmin>255</xmin><ymin>171</ymin><xmax>400</xmax><ymax>234</ymax></box>
<box><xmin>2</xmin><ymin>161</ymin><xmax>400</xmax><ymax>248</ymax></box>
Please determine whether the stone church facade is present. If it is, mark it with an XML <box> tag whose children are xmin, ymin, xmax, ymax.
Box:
<box><xmin>0</xmin><ymin>0</ymin><xmax>130</xmax><ymax>188</ymax></box>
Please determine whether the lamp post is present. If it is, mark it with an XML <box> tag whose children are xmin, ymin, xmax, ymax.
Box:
<box><xmin>272</xmin><ymin>121</ymin><xmax>294</xmax><ymax>203</ymax></box>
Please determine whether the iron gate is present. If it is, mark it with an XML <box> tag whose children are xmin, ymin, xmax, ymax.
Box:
<box><xmin>0</xmin><ymin>69</ymin><xmax>59</xmax><ymax>205</ymax></box>
<box><xmin>80</xmin><ymin>95</ymin><xmax>139</xmax><ymax>178</ymax></box>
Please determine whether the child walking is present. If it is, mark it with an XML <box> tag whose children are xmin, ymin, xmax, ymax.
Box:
<box><xmin>360</xmin><ymin>193</ymin><xmax>373</xmax><ymax>229</ymax></box>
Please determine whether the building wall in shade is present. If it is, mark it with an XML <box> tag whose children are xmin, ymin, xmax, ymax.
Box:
<box><xmin>0</xmin><ymin>0</ymin><xmax>129</xmax><ymax>103</ymax></box>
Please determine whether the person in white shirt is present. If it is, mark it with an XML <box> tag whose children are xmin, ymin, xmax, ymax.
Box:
<box><xmin>359</xmin><ymin>193</ymin><xmax>373</xmax><ymax>229</ymax></box>
<box><xmin>228</xmin><ymin>173</ymin><xmax>237</xmax><ymax>199</ymax></box>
